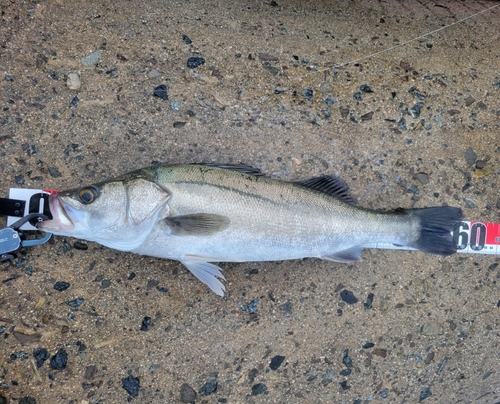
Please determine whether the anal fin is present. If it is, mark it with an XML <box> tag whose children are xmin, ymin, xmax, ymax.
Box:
<box><xmin>322</xmin><ymin>246</ymin><xmax>363</xmax><ymax>263</ymax></box>
<box><xmin>181</xmin><ymin>258</ymin><xmax>226</xmax><ymax>296</ymax></box>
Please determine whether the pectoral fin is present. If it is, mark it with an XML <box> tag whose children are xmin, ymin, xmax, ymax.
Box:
<box><xmin>181</xmin><ymin>258</ymin><xmax>226</xmax><ymax>296</ymax></box>
<box><xmin>165</xmin><ymin>214</ymin><xmax>230</xmax><ymax>236</ymax></box>
<box><xmin>322</xmin><ymin>246</ymin><xmax>363</xmax><ymax>263</ymax></box>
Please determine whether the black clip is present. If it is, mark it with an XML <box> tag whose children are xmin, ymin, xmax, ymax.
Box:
<box><xmin>0</xmin><ymin>213</ymin><xmax>52</xmax><ymax>262</ymax></box>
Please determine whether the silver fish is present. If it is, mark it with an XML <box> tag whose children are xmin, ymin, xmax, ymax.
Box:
<box><xmin>38</xmin><ymin>164</ymin><xmax>462</xmax><ymax>296</ymax></box>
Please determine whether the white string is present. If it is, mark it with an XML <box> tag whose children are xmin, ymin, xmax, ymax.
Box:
<box><xmin>294</xmin><ymin>2</ymin><xmax>500</xmax><ymax>79</ymax></box>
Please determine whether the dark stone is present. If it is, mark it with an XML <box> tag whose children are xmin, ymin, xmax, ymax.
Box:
<box><xmin>360</xmin><ymin>84</ymin><xmax>373</xmax><ymax>93</ymax></box>
<box><xmin>325</xmin><ymin>95</ymin><xmax>334</xmax><ymax>107</ymax></box>
<box><xmin>419</xmin><ymin>387</ymin><xmax>432</xmax><ymax>401</ymax></box>
<box><xmin>269</xmin><ymin>355</ymin><xmax>285</xmax><ymax>370</ymax></box>
<box><xmin>364</xmin><ymin>293</ymin><xmax>374</xmax><ymax>309</ymax></box>
<box><xmin>180</xmin><ymin>383</ymin><xmax>196</xmax><ymax>402</ymax></box>
<box><xmin>182</xmin><ymin>34</ymin><xmax>192</xmax><ymax>44</ymax></box>
<box><xmin>410</xmin><ymin>102</ymin><xmax>424</xmax><ymax>118</ymax></box>
<box><xmin>50</xmin><ymin>348</ymin><xmax>68</xmax><ymax>370</ymax></box>
<box><xmin>241</xmin><ymin>298</ymin><xmax>259</xmax><ymax>314</ymax></box>
<box><xmin>279</xmin><ymin>301</ymin><xmax>292</xmax><ymax>315</ymax></box>
<box><xmin>465</xmin><ymin>147</ymin><xmax>477</xmax><ymax>165</ymax></box>
<box><xmin>251</xmin><ymin>383</ymin><xmax>267</xmax><ymax>395</ymax></box>
<box><xmin>48</xmin><ymin>167</ymin><xmax>61</xmax><ymax>178</ymax></box>
<box><xmin>340</xmin><ymin>290</ymin><xmax>358</xmax><ymax>304</ymax></box>
<box><xmin>379</xmin><ymin>388</ymin><xmax>389</xmax><ymax>398</ymax></box>
<box><xmin>360</xmin><ymin>111</ymin><xmax>373</xmax><ymax>121</ymax></box>
<box><xmin>54</xmin><ymin>281</ymin><xmax>70</xmax><ymax>292</ymax></box>
<box><xmin>353</xmin><ymin>92</ymin><xmax>362</xmax><ymax>101</ymax></box>
<box><xmin>33</xmin><ymin>348</ymin><xmax>50</xmax><ymax>368</ymax></box>
<box><xmin>18</xmin><ymin>397</ymin><xmax>36</xmax><ymax>404</ymax></box>
<box><xmin>465</xmin><ymin>95</ymin><xmax>475</xmax><ymax>106</ymax></box>
<box><xmin>11</xmin><ymin>351</ymin><xmax>29</xmax><ymax>361</ymax></box>
<box><xmin>173</xmin><ymin>121</ymin><xmax>186</xmax><ymax>128</ymax></box>
<box><xmin>100</xmin><ymin>279</ymin><xmax>111</xmax><ymax>289</ymax></box>
<box><xmin>15</xmin><ymin>175</ymin><xmax>25</xmax><ymax>185</ymax></box>
<box><xmin>140</xmin><ymin>317</ymin><xmax>152</xmax><ymax>331</ymax></box>
<box><xmin>70</xmin><ymin>96</ymin><xmax>79</xmax><ymax>107</ymax></box>
<box><xmin>301</xmin><ymin>88</ymin><xmax>313</xmax><ymax>100</ymax></box>
<box><xmin>153</xmin><ymin>85</ymin><xmax>168</xmax><ymax>100</ymax></box>
<box><xmin>342</xmin><ymin>349</ymin><xmax>352</xmax><ymax>368</ymax></box>
<box><xmin>398</xmin><ymin>117</ymin><xmax>407</xmax><ymax>130</ymax></box>
<box><xmin>339</xmin><ymin>368</ymin><xmax>351</xmax><ymax>376</ymax></box>
<box><xmin>73</xmin><ymin>241</ymin><xmax>88</xmax><ymax>250</ymax></box>
<box><xmin>121</xmin><ymin>374</ymin><xmax>140</xmax><ymax>397</ymax></box>
<box><xmin>199</xmin><ymin>380</ymin><xmax>217</xmax><ymax>396</ymax></box>
<box><xmin>475</xmin><ymin>160</ymin><xmax>487</xmax><ymax>169</ymax></box>
<box><xmin>84</xmin><ymin>365</ymin><xmax>97</xmax><ymax>380</ymax></box>
<box><xmin>66</xmin><ymin>297</ymin><xmax>84</xmax><ymax>308</ymax></box>
<box><xmin>339</xmin><ymin>380</ymin><xmax>350</xmax><ymax>391</ymax></box>
<box><xmin>187</xmin><ymin>57</ymin><xmax>205</xmax><ymax>68</ymax></box>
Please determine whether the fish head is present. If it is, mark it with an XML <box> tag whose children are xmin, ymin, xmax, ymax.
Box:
<box><xmin>38</xmin><ymin>175</ymin><xmax>171</xmax><ymax>250</ymax></box>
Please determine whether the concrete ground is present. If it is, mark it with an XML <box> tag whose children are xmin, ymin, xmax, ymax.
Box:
<box><xmin>1</xmin><ymin>0</ymin><xmax>500</xmax><ymax>403</ymax></box>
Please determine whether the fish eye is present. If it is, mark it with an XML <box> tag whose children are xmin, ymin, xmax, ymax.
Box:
<box><xmin>78</xmin><ymin>187</ymin><xmax>98</xmax><ymax>204</ymax></box>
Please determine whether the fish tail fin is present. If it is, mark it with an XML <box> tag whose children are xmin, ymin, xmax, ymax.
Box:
<box><xmin>407</xmin><ymin>207</ymin><xmax>462</xmax><ymax>256</ymax></box>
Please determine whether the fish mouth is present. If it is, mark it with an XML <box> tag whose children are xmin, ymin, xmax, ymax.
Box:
<box><xmin>37</xmin><ymin>194</ymin><xmax>75</xmax><ymax>232</ymax></box>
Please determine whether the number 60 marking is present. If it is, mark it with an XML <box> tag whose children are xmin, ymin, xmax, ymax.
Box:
<box><xmin>453</xmin><ymin>221</ymin><xmax>486</xmax><ymax>251</ymax></box>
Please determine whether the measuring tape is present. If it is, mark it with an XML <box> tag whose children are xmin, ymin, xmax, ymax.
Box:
<box><xmin>5</xmin><ymin>188</ymin><xmax>500</xmax><ymax>255</ymax></box>
<box><xmin>366</xmin><ymin>221</ymin><xmax>500</xmax><ymax>255</ymax></box>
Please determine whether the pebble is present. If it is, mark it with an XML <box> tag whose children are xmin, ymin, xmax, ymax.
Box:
<box><xmin>342</xmin><ymin>349</ymin><xmax>352</xmax><ymax>368</ymax></box>
<box><xmin>325</xmin><ymin>95</ymin><xmax>334</xmax><ymax>107</ymax></box>
<box><xmin>465</xmin><ymin>147</ymin><xmax>477</xmax><ymax>165</ymax></box>
<box><xmin>301</xmin><ymin>88</ymin><xmax>313</xmax><ymax>100</ymax></box>
<box><xmin>81</xmin><ymin>51</ymin><xmax>101</xmax><ymax>67</ymax></box>
<box><xmin>48</xmin><ymin>167</ymin><xmax>61</xmax><ymax>178</ymax></box>
<box><xmin>340</xmin><ymin>290</ymin><xmax>358</xmax><ymax>304</ymax></box>
<box><xmin>241</xmin><ymin>298</ymin><xmax>259</xmax><ymax>314</ymax></box>
<box><xmin>73</xmin><ymin>241</ymin><xmax>88</xmax><ymax>250</ymax></box>
<box><xmin>70</xmin><ymin>96</ymin><xmax>79</xmax><ymax>107</ymax></box>
<box><xmin>269</xmin><ymin>355</ymin><xmax>285</xmax><ymax>370</ymax></box>
<box><xmin>10</xmin><ymin>351</ymin><xmax>29</xmax><ymax>361</ymax></box>
<box><xmin>279</xmin><ymin>301</ymin><xmax>292</xmax><ymax>315</ymax></box>
<box><xmin>182</xmin><ymin>34</ymin><xmax>192</xmax><ymax>45</ymax></box>
<box><xmin>187</xmin><ymin>56</ymin><xmax>205</xmax><ymax>68</ymax></box>
<box><xmin>147</xmin><ymin>69</ymin><xmax>161</xmax><ymax>79</ymax></box>
<box><xmin>140</xmin><ymin>316</ymin><xmax>152</xmax><ymax>331</ymax></box>
<box><xmin>398</xmin><ymin>117</ymin><xmax>407</xmax><ymax>130</ymax></box>
<box><xmin>464</xmin><ymin>198</ymin><xmax>476</xmax><ymax>208</ymax></box>
<box><xmin>173</xmin><ymin>121</ymin><xmax>186</xmax><ymax>128</ymax></box>
<box><xmin>53</xmin><ymin>281</ymin><xmax>70</xmax><ymax>292</ymax></box>
<box><xmin>18</xmin><ymin>398</ymin><xmax>36</xmax><ymax>404</ymax></box>
<box><xmin>121</xmin><ymin>374</ymin><xmax>140</xmax><ymax>397</ymax></box>
<box><xmin>180</xmin><ymin>383</ymin><xmax>196</xmax><ymax>402</ymax></box>
<box><xmin>360</xmin><ymin>111</ymin><xmax>373</xmax><ymax>121</ymax></box>
<box><xmin>153</xmin><ymin>85</ymin><xmax>168</xmax><ymax>100</ymax></box>
<box><xmin>415</xmin><ymin>173</ymin><xmax>429</xmax><ymax>185</ymax></box>
<box><xmin>419</xmin><ymin>387</ymin><xmax>432</xmax><ymax>401</ymax></box>
<box><xmin>353</xmin><ymin>92</ymin><xmax>362</xmax><ymax>101</ymax></box>
<box><xmin>364</xmin><ymin>293</ymin><xmax>374</xmax><ymax>309</ymax></box>
<box><xmin>66</xmin><ymin>297</ymin><xmax>84</xmax><ymax>308</ymax></box>
<box><xmin>66</xmin><ymin>73</ymin><xmax>81</xmax><ymax>90</ymax></box>
<box><xmin>257</xmin><ymin>53</ymin><xmax>278</xmax><ymax>61</ymax></box>
<box><xmin>371</xmin><ymin>348</ymin><xmax>387</xmax><ymax>358</ymax></box>
<box><xmin>170</xmin><ymin>101</ymin><xmax>181</xmax><ymax>111</ymax></box>
<box><xmin>363</xmin><ymin>342</ymin><xmax>374</xmax><ymax>349</ymax></box>
<box><xmin>251</xmin><ymin>383</ymin><xmax>267</xmax><ymax>395</ymax></box>
<box><xmin>410</xmin><ymin>102</ymin><xmax>424</xmax><ymax>118</ymax></box>
<box><xmin>360</xmin><ymin>84</ymin><xmax>373</xmax><ymax>93</ymax></box>
<box><xmin>84</xmin><ymin>365</ymin><xmax>97</xmax><ymax>380</ymax></box>
<box><xmin>199</xmin><ymin>380</ymin><xmax>217</xmax><ymax>396</ymax></box>
<box><xmin>50</xmin><ymin>348</ymin><xmax>68</xmax><ymax>370</ymax></box>
<box><xmin>339</xmin><ymin>106</ymin><xmax>350</xmax><ymax>118</ymax></box>
<box><xmin>465</xmin><ymin>95</ymin><xmax>475</xmax><ymax>106</ymax></box>
<box><xmin>421</xmin><ymin>322</ymin><xmax>441</xmax><ymax>336</ymax></box>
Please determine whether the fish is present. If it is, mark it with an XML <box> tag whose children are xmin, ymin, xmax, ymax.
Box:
<box><xmin>38</xmin><ymin>163</ymin><xmax>462</xmax><ymax>296</ymax></box>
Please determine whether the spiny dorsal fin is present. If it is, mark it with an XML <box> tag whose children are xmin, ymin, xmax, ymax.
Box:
<box><xmin>200</xmin><ymin>163</ymin><xmax>264</xmax><ymax>176</ymax></box>
<box><xmin>298</xmin><ymin>175</ymin><xmax>357</xmax><ymax>205</ymax></box>
<box><xmin>165</xmin><ymin>213</ymin><xmax>230</xmax><ymax>236</ymax></box>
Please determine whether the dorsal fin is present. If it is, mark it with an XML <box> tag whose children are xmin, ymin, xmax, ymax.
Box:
<box><xmin>298</xmin><ymin>175</ymin><xmax>357</xmax><ymax>205</ymax></box>
<box><xmin>200</xmin><ymin>163</ymin><xmax>263</xmax><ymax>176</ymax></box>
